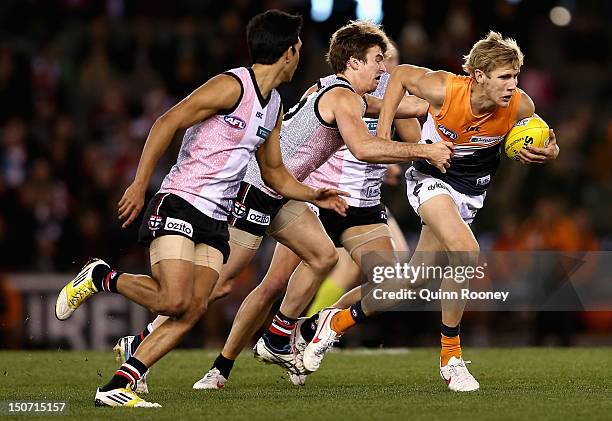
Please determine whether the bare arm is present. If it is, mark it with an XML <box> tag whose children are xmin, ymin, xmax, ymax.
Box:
<box><xmin>393</xmin><ymin>117</ymin><xmax>421</xmax><ymax>143</ymax></box>
<box><xmin>365</xmin><ymin>94</ymin><xmax>428</xmax><ymax>120</ymax></box>
<box><xmin>332</xmin><ymin>89</ymin><xmax>452</xmax><ymax>168</ymax></box>
<box><xmin>516</xmin><ymin>89</ymin><xmax>535</xmax><ymax>121</ymax></box>
<box><xmin>256</xmin><ymin>108</ymin><xmax>314</xmax><ymax>201</ymax></box>
<box><xmin>118</xmin><ymin>74</ymin><xmax>241</xmax><ymax>227</ymax></box>
<box><xmin>257</xmin><ymin>109</ymin><xmax>349</xmax><ymax>215</ymax></box>
<box><xmin>377</xmin><ymin>65</ymin><xmax>448</xmax><ymax>139</ymax></box>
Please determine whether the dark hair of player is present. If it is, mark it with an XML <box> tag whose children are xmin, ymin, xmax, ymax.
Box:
<box><xmin>246</xmin><ymin>10</ymin><xmax>303</xmax><ymax>65</ymax></box>
<box><xmin>326</xmin><ymin>20</ymin><xmax>390</xmax><ymax>74</ymax></box>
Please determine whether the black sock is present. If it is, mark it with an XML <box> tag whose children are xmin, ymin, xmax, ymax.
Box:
<box><xmin>349</xmin><ymin>301</ymin><xmax>367</xmax><ymax>324</ymax></box>
<box><xmin>92</xmin><ymin>264</ymin><xmax>122</xmax><ymax>293</ymax></box>
<box><xmin>441</xmin><ymin>323</ymin><xmax>460</xmax><ymax>338</ymax></box>
<box><xmin>130</xmin><ymin>323</ymin><xmax>154</xmax><ymax>354</ymax></box>
<box><xmin>300</xmin><ymin>313</ymin><xmax>319</xmax><ymax>342</ymax></box>
<box><xmin>100</xmin><ymin>357</ymin><xmax>147</xmax><ymax>392</ymax></box>
<box><xmin>91</xmin><ymin>264</ymin><xmax>110</xmax><ymax>291</ymax></box>
<box><xmin>212</xmin><ymin>353</ymin><xmax>235</xmax><ymax>379</ymax></box>
<box><xmin>265</xmin><ymin>311</ymin><xmax>297</xmax><ymax>351</ymax></box>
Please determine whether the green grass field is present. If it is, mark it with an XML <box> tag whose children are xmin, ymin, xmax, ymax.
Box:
<box><xmin>1</xmin><ymin>348</ymin><xmax>610</xmax><ymax>420</ymax></box>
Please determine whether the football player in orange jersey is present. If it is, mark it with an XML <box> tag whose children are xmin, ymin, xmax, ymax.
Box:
<box><xmin>302</xmin><ymin>31</ymin><xmax>559</xmax><ymax>392</ymax></box>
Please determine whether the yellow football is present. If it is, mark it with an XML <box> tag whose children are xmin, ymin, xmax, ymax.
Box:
<box><xmin>504</xmin><ymin>116</ymin><xmax>550</xmax><ymax>160</ymax></box>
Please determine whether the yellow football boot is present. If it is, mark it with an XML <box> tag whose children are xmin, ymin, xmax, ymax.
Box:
<box><xmin>94</xmin><ymin>387</ymin><xmax>161</xmax><ymax>408</ymax></box>
<box><xmin>55</xmin><ymin>259</ymin><xmax>109</xmax><ymax>320</ymax></box>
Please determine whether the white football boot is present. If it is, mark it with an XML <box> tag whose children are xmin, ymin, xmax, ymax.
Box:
<box><xmin>192</xmin><ymin>368</ymin><xmax>227</xmax><ymax>390</ymax></box>
<box><xmin>439</xmin><ymin>356</ymin><xmax>480</xmax><ymax>392</ymax></box>
<box><xmin>94</xmin><ymin>387</ymin><xmax>160</xmax><ymax>408</ymax></box>
<box><xmin>113</xmin><ymin>336</ymin><xmax>149</xmax><ymax>394</ymax></box>
<box><xmin>253</xmin><ymin>335</ymin><xmax>305</xmax><ymax>376</ymax></box>
<box><xmin>288</xmin><ymin>318</ymin><xmax>309</xmax><ymax>386</ymax></box>
<box><xmin>302</xmin><ymin>308</ymin><xmax>341</xmax><ymax>373</ymax></box>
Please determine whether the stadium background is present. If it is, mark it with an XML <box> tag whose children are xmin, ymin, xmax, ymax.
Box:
<box><xmin>0</xmin><ymin>0</ymin><xmax>610</xmax><ymax>351</ymax></box>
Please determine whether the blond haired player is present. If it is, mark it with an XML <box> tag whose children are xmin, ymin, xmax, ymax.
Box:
<box><xmin>304</xmin><ymin>31</ymin><xmax>559</xmax><ymax>392</ymax></box>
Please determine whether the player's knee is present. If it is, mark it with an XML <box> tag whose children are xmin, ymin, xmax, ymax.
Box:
<box><xmin>306</xmin><ymin>248</ymin><xmax>338</xmax><ymax>276</ymax></box>
<box><xmin>259</xmin><ymin>278</ymin><xmax>287</xmax><ymax>302</ymax></box>
<box><xmin>444</xmin><ymin>238</ymin><xmax>479</xmax><ymax>267</ymax></box>
<box><xmin>444</xmin><ymin>237</ymin><xmax>479</xmax><ymax>254</ymax></box>
<box><xmin>157</xmin><ymin>294</ymin><xmax>190</xmax><ymax>317</ymax></box>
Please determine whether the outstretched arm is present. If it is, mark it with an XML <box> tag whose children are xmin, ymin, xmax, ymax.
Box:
<box><xmin>377</xmin><ymin>65</ymin><xmax>448</xmax><ymax>139</ymax></box>
<box><xmin>257</xmin><ymin>109</ymin><xmax>349</xmax><ymax>216</ymax></box>
<box><xmin>118</xmin><ymin>74</ymin><xmax>242</xmax><ymax>227</ymax></box>
<box><xmin>333</xmin><ymin>89</ymin><xmax>453</xmax><ymax>170</ymax></box>
<box><xmin>365</xmin><ymin>94</ymin><xmax>429</xmax><ymax>121</ymax></box>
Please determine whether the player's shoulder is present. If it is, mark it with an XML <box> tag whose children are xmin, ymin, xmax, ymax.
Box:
<box><xmin>325</xmin><ymin>85</ymin><xmax>362</xmax><ymax>108</ymax></box>
<box><xmin>421</xmin><ymin>70</ymin><xmax>453</xmax><ymax>108</ymax></box>
<box><xmin>213</xmin><ymin>71</ymin><xmax>244</xmax><ymax>91</ymax></box>
<box><xmin>429</xmin><ymin>69</ymin><xmax>454</xmax><ymax>83</ymax></box>
<box><xmin>515</xmin><ymin>88</ymin><xmax>535</xmax><ymax>120</ymax></box>
<box><xmin>191</xmin><ymin>72</ymin><xmax>244</xmax><ymax>98</ymax></box>
<box><xmin>185</xmin><ymin>71</ymin><xmax>245</xmax><ymax>112</ymax></box>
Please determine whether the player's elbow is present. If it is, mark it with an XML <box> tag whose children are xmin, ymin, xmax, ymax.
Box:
<box><xmin>350</xmin><ymin>144</ymin><xmax>375</xmax><ymax>163</ymax></box>
<box><xmin>155</xmin><ymin>110</ymin><xmax>183</xmax><ymax>132</ymax></box>
<box><xmin>260</xmin><ymin>167</ymin><xmax>282</xmax><ymax>191</ymax></box>
<box><xmin>353</xmin><ymin>150</ymin><xmax>374</xmax><ymax>162</ymax></box>
<box><xmin>260</xmin><ymin>167</ymin><xmax>273</xmax><ymax>185</ymax></box>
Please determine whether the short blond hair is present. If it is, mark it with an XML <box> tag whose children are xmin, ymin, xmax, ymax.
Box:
<box><xmin>462</xmin><ymin>31</ymin><xmax>524</xmax><ymax>77</ymax></box>
<box><xmin>326</xmin><ymin>21</ymin><xmax>391</xmax><ymax>73</ymax></box>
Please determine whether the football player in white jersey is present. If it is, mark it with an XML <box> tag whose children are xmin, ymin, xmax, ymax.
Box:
<box><xmin>304</xmin><ymin>42</ymin><xmax>412</xmax><ymax>318</ymax></box>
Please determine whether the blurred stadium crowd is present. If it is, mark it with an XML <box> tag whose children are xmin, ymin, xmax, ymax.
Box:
<box><xmin>0</xmin><ymin>0</ymin><xmax>610</xmax><ymax>348</ymax></box>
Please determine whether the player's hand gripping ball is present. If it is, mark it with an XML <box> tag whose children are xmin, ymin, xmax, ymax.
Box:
<box><xmin>504</xmin><ymin>116</ymin><xmax>549</xmax><ymax>160</ymax></box>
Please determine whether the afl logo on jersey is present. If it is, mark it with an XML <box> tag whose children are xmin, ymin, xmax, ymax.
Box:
<box><xmin>437</xmin><ymin>124</ymin><xmax>458</xmax><ymax>140</ymax></box>
<box><xmin>224</xmin><ymin>115</ymin><xmax>246</xmax><ymax>130</ymax></box>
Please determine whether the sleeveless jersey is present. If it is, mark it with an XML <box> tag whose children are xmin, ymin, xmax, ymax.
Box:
<box><xmin>243</xmin><ymin>75</ymin><xmax>366</xmax><ymax>198</ymax></box>
<box><xmin>414</xmin><ymin>74</ymin><xmax>521</xmax><ymax>195</ymax></box>
<box><xmin>159</xmin><ymin>67</ymin><xmax>282</xmax><ymax>220</ymax></box>
<box><xmin>304</xmin><ymin>72</ymin><xmax>390</xmax><ymax>207</ymax></box>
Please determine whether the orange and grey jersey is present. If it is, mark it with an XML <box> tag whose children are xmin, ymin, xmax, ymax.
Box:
<box><xmin>158</xmin><ymin>67</ymin><xmax>281</xmax><ymax>219</ymax></box>
<box><xmin>304</xmin><ymin>73</ymin><xmax>390</xmax><ymax>207</ymax></box>
<box><xmin>244</xmin><ymin>75</ymin><xmax>366</xmax><ymax>198</ymax></box>
<box><xmin>414</xmin><ymin>74</ymin><xmax>521</xmax><ymax>195</ymax></box>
